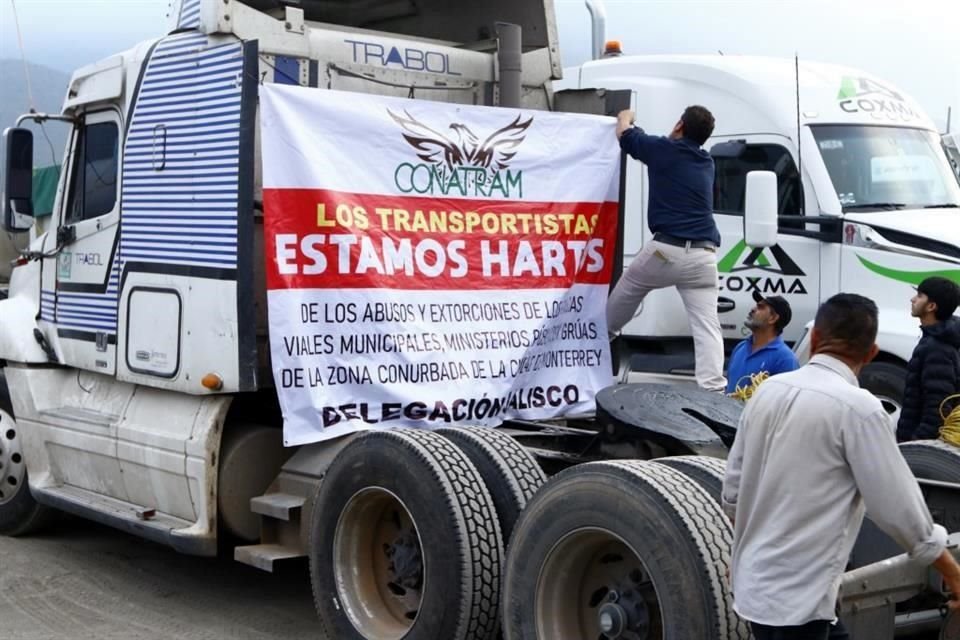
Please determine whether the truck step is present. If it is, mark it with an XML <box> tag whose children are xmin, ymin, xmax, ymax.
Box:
<box><xmin>32</xmin><ymin>484</ymin><xmax>215</xmax><ymax>556</ymax></box>
<box><xmin>234</xmin><ymin>543</ymin><xmax>305</xmax><ymax>572</ymax></box>
<box><xmin>249</xmin><ymin>492</ymin><xmax>305</xmax><ymax>521</ymax></box>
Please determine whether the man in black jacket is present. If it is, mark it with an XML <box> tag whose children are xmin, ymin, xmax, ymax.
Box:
<box><xmin>897</xmin><ymin>276</ymin><xmax>960</xmax><ymax>442</ymax></box>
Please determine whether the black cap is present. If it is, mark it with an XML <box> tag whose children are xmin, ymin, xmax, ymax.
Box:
<box><xmin>752</xmin><ymin>290</ymin><xmax>792</xmax><ymax>333</ymax></box>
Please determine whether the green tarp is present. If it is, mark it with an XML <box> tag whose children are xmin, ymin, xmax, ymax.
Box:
<box><xmin>31</xmin><ymin>164</ymin><xmax>60</xmax><ymax>217</ymax></box>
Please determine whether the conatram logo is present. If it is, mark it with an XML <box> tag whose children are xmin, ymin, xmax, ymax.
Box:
<box><xmin>837</xmin><ymin>76</ymin><xmax>919</xmax><ymax>123</ymax></box>
<box><xmin>717</xmin><ymin>240</ymin><xmax>808</xmax><ymax>294</ymax></box>
<box><xmin>388</xmin><ymin>109</ymin><xmax>531</xmax><ymax>198</ymax></box>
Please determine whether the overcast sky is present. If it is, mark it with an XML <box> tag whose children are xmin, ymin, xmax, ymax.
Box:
<box><xmin>2</xmin><ymin>0</ymin><xmax>957</xmax><ymax>129</ymax></box>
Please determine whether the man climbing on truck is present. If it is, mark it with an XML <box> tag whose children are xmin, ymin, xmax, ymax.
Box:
<box><xmin>607</xmin><ymin>105</ymin><xmax>727</xmax><ymax>391</ymax></box>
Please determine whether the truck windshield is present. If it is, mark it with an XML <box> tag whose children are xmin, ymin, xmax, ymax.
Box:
<box><xmin>812</xmin><ymin>125</ymin><xmax>960</xmax><ymax>212</ymax></box>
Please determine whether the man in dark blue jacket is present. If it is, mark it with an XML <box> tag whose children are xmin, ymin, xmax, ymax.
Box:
<box><xmin>608</xmin><ymin>106</ymin><xmax>726</xmax><ymax>391</ymax></box>
<box><xmin>896</xmin><ymin>276</ymin><xmax>960</xmax><ymax>441</ymax></box>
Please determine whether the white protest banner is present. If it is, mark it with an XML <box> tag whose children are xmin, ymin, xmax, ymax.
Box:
<box><xmin>260</xmin><ymin>85</ymin><xmax>621</xmax><ymax>445</ymax></box>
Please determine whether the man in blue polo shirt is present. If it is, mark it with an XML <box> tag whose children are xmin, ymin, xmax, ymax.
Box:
<box><xmin>609</xmin><ymin>106</ymin><xmax>727</xmax><ymax>391</ymax></box>
<box><xmin>726</xmin><ymin>291</ymin><xmax>799</xmax><ymax>395</ymax></box>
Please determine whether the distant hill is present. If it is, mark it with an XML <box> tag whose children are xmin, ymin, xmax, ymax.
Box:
<box><xmin>0</xmin><ymin>59</ymin><xmax>72</xmax><ymax>184</ymax></box>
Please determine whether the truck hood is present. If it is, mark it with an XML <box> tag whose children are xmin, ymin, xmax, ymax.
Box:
<box><xmin>845</xmin><ymin>208</ymin><xmax>960</xmax><ymax>252</ymax></box>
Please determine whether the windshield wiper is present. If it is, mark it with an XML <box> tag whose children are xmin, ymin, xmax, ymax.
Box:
<box><xmin>921</xmin><ymin>203</ymin><xmax>960</xmax><ymax>209</ymax></box>
<box><xmin>843</xmin><ymin>203</ymin><xmax>908</xmax><ymax>211</ymax></box>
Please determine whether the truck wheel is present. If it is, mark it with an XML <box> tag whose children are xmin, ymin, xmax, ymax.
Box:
<box><xmin>899</xmin><ymin>440</ymin><xmax>960</xmax><ymax>482</ymax></box>
<box><xmin>859</xmin><ymin>362</ymin><xmax>906</xmax><ymax>424</ymax></box>
<box><xmin>652</xmin><ymin>455</ymin><xmax>726</xmax><ymax>504</ymax></box>
<box><xmin>0</xmin><ymin>377</ymin><xmax>54</xmax><ymax>536</ymax></box>
<box><xmin>310</xmin><ymin>429</ymin><xmax>503</xmax><ymax>640</ymax></box>
<box><xmin>437</xmin><ymin>427</ymin><xmax>547</xmax><ymax>543</ymax></box>
<box><xmin>503</xmin><ymin>461</ymin><xmax>747</xmax><ymax>640</ymax></box>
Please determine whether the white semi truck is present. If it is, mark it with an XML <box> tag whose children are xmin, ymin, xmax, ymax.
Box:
<box><xmin>561</xmin><ymin>50</ymin><xmax>960</xmax><ymax>414</ymax></box>
<box><xmin>1</xmin><ymin>1</ymin><xmax>958</xmax><ymax>639</ymax></box>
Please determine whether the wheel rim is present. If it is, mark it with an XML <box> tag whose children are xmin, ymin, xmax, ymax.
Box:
<box><xmin>0</xmin><ymin>409</ymin><xmax>26</xmax><ymax>506</ymax></box>
<box><xmin>536</xmin><ymin>527</ymin><xmax>662</xmax><ymax>640</ymax></box>
<box><xmin>333</xmin><ymin>487</ymin><xmax>424</xmax><ymax>639</ymax></box>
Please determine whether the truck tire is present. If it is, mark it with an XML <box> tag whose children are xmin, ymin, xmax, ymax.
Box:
<box><xmin>652</xmin><ymin>455</ymin><xmax>726</xmax><ymax>504</ymax></box>
<box><xmin>899</xmin><ymin>440</ymin><xmax>960</xmax><ymax>482</ymax></box>
<box><xmin>859</xmin><ymin>361</ymin><xmax>906</xmax><ymax>423</ymax></box>
<box><xmin>0</xmin><ymin>372</ymin><xmax>55</xmax><ymax>536</ymax></box>
<box><xmin>852</xmin><ymin>440</ymin><xmax>960</xmax><ymax>571</ymax></box>
<box><xmin>309</xmin><ymin>429</ymin><xmax>503</xmax><ymax>640</ymax></box>
<box><xmin>437</xmin><ymin>427</ymin><xmax>547</xmax><ymax>543</ymax></box>
<box><xmin>502</xmin><ymin>460</ymin><xmax>748</xmax><ymax>640</ymax></box>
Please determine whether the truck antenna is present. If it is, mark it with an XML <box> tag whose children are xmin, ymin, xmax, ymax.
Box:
<box><xmin>9</xmin><ymin>0</ymin><xmax>37</xmax><ymax>112</ymax></box>
<box><xmin>795</xmin><ymin>53</ymin><xmax>802</xmax><ymax>182</ymax></box>
<box><xmin>947</xmin><ymin>106</ymin><xmax>952</xmax><ymax>134</ymax></box>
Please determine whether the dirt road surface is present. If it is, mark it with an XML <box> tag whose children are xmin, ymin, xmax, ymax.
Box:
<box><xmin>0</xmin><ymin>516</ymin><xmax>323</xmax><ymax>640</ymax></box>
<box><xmin>2</xmin><ymin>516</ymin><xmax>944</xmax><ymax>639</ymax></box>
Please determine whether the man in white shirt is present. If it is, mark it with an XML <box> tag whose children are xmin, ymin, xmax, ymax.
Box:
<box><xmin>722</xmin><ymin>293</ymin><xmax>960</xmax><ymax>640</ymax></box>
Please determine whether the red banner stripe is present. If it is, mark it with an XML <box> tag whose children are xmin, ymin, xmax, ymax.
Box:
<box><xmin>263</xmin><ymin>188</ymin><xmax>619</xmax><ymax>290</ymax></box>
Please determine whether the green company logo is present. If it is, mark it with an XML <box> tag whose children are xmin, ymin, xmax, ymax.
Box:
<box><xmin>717</xmin><ymin>240</ymin><xmax>808</xmax><ymax>295</ymax></box>
<box><xmin>57</xmin><ymin>251</ymin><xmax>72</xmax><ymax>279</ymax></box>
<box><xmin>388</xmin><ymin>109</ymin><xmax>531</xmax><ymax>198</ymax></box>
<box><xmin>856</xmin><ymin>255</ymin><xmax>960</xmax><ymax>286</ymax></box>
<box><xmin>837</xmin><ymin>76</ymin><xmax>919</xmax><ymax>122</ymax></box>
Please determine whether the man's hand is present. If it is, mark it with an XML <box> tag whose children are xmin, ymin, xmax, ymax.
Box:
<box><xmin>933</xmin><ymin>549</ymin><xmax>960</xmax><ymax>610</ymax></box>
<box><xmin>616</xmin><ymin>110</ymin><xmax>635</xmax><ymax>139</ymax></box>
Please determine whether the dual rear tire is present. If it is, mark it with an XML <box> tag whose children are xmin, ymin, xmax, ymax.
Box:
<box><xmin>309</xmin><ymin>426</ymin><xmax>549</xmax><ymax>640</ymax></box>
<box><xmin>311</xmin><ymin>430</ymin><xmax>747</xmax><ymax>640</ymax></box>
<box><xmin>502</xmin><ymin>460</ymin><xmax>747</xmax><ymax>640</ymax></box>
<box><xmin>309</xmin><ymin>428</ymin><xmax>507</xmax><ymax>640</ymax></box>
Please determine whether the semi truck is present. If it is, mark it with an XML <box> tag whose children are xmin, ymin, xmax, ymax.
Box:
<box><xmin>559</xmin><ymin>46</ymin><xmax>960</xmax><ymax>417</ymax></box>
<box><xmin>1</xmin><ymin>1</ymin><xmax>958</xmax><ymax>639</ymax></box>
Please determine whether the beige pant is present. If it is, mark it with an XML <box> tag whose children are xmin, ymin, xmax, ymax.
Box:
<box><xmin>606</xmin><ymin>240</ymin><xmax>727</xmax><ymax>392</ymax></box>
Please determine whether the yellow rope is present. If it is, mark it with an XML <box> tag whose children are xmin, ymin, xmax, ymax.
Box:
<box><xmin>939</xmin><ymin>394</ymin><xmax>960</xmax><ymax>447</ymax></box>
<box><xmin>728</xmin><ymin>371</ymin><xmax>770</xmax><ymax>402</ymax></box>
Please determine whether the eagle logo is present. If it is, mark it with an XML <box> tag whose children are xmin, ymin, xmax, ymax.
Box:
<box><xmin>388</xmin><ymin>109</ymin><xmax>533</xmax><ymax>172</ymax></box>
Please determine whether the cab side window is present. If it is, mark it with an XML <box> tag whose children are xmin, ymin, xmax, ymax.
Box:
<box><xmin>66</xmin><ymin>121</ymin><xmax>119</xmax><ymax>223</ymax></box>
<box><xmin>714</xmin><ymin>144</ymin><xmax>803</xmax><ymax>221</ymax></box>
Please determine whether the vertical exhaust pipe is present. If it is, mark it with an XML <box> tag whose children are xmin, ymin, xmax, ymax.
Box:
<box><xmin>585</xmin><ymin>0</ymin><xmax>607</xmax><ymax>60</ymax></box>
<box><xmin>496</xmin><ymin>22</ymin><xmax>522</xmax><ymax>108</ymax></box>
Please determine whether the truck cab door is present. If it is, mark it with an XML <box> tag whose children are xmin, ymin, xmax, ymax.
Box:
<box><xmin>50</xmin><ymin>109</ymin><xmax>123</xmax><ymax>373</ymax></box>
<box><xmin>712</xmin><ymin>135</ymin><xmax>822</xmax><ymax>344</ymax></box>
<box><xmin>29</xmin><ymin>109</ymin><xmax>130</xmax><ymax>501</ymax></box>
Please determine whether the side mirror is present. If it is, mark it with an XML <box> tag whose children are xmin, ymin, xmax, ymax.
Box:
<box><xmin>4</xmin><ymin>127</ymin><xmax>35</xmax><ymax>232</ymax></box>
<box><xmin>743</xmin><ymin>170</ymin><xmax>778</xmax><ymax>248</ymax></box>
<box><xmin>709</xmin><ymin>140</ymin><xmax>746</xmax><ymax>159</ymax></box>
